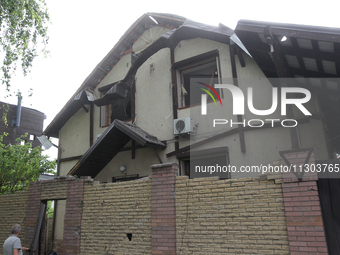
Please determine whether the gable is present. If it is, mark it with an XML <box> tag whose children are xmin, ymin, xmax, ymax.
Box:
<box><xmin>133</xmin><ymin>26</ymin><xmax>172</xmax><ymax>54</ymax></box>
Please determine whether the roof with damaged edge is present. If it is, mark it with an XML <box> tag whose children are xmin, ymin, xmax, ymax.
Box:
<box><xmin>44</xmin><ymin>13</ymin><xmax>238</xmax><ymax>138</ymax></box>
<box><xmin>44</xmin><ymin>13</ymin><xmax>186</xmax><ymax>138</ymax></box>
<box><xmin>68</xmin><ymin>119</ymin><xmax>166</xmax><ymax>178</ymax></box>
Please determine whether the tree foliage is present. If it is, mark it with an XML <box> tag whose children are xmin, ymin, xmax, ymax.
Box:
<box><xmin>0</xmin><ymin>133</ymin><xmax>56</xmax><ymax>194</ymax></box>
<box><xmin>0</xmin><ymin>0</ymin><xmax>50</xmax><ymax>92</ymax></box>
<box><xmin>46</xmin><ymin>200</ymin><xmax>54</xmax><ymax>217</ymax></box>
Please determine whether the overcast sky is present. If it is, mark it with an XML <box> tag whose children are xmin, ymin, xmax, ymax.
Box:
<box><xmin>2</xmin><ymin>0</ymin><xmax>340</xmax><ymax>159</ymax></box>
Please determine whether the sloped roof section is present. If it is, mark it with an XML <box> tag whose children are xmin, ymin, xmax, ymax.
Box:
<box><xmin>44</xmin><ymin>13</ymin><xmax>240</xmax><ymax>138</ymax></box>
<box><xmin>235</xmin><ymin>20</ymin><xmax>340</xmax><ymax>151</ymax></box>
<box><xmin>68</xmin><ymin>119</ymin><xmax>166</xmax><ymax>178</ymax></box>
<box><xmin>44</xmin><ymin>13</ymin><xmax>186</xmax><ymax>138</ymax></box>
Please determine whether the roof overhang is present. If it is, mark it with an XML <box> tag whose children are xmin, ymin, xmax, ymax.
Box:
<box><xmin>44</xmin><ymin>13</ymin><xmax>186</xmax><ymax>138</ymax></box>
<box><xmin>44</xmin><ymin>14</ymin><xmax>242</xmax><ymax>138</ymax></box>
<box><xmin>235</xmin><ymin>20</ymin><xmax>340</xmax><ymax>151</ymax></box>
<box><xmin>68</xmin><ymin>119</ymin><xmax>166</xmax><ymax>178</ymax></box>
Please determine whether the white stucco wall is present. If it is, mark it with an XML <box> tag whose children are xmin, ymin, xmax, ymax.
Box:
<box><xmin>97</xmin><ymin>53</ymin><xmax>132</xmax><ymax>90</ymax></box>
<box><xmin>134</xmin><ymin>47</ymin><xmax>173</xmax><ymax>140</ymax></box>
<box><xmin>59</xmin><ymin>108</ymin><xmax>90</xmax><ymax>158</ymax></box>
<box><xmin>54</xmin><ymin>199</ymin><xmax>66</xmax><ymax>239</ymax></box>
<box><xmin>59</xmin><ymin>160</ymin><xmax>79</xmax><ymax>176</ymax></box>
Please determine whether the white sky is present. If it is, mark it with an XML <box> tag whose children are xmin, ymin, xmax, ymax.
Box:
<box><xmin>1</xmin><ymin>0</ymin><xmax>340</xmax><ymax>159</ymax></box>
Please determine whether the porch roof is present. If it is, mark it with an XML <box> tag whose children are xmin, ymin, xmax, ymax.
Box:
<box><xmin>68</xmin><ymin>119</ymin><xmax>166</xmax><ymax>178</ymax></box>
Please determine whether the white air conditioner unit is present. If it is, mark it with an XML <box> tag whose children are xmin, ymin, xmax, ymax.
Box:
<box><xmin>174</xmin><ymin>117</ymin><xmax>194</xmax><ymax>135</ymax></box>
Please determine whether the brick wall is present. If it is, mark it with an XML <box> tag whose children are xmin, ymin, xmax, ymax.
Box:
<box><xmin>63</xmin><ymin>179</ymin><xmax>85</xmax><ymax>255</ymax></box>
<box><xmin>0</xmin><ymin>190</ymin><xmax>28</xmax><ymax>255</ymax></box>
<box><xmin>24</xmin><ymin>181</ymin><xmax>44</xmax><ymax>253</ymax></box>
<box><xmin>151</xmin><ymin>163</ymin><xmax>178</xmax><ymax>255</ymax></box>
<box><xmin>0</xmin><ymin>176</ymin><xmax>86</xmax><ymax>255</ymax></box>
<box><xmin>175</xmin><ymin>175</ymin><xmax>290</xmax><ymax>254</ymax></box>
<box><xmin>280</xmin><ymin>149</ymin><xmax>328</xmax><ymax>254</ymax></box>
<box><xmin>0</xmin><ymin>160</ymin><xmax>330</xmax><ymax>255</ymax></box>
<box><xmin>80</xmin><ymin>178</ymin><xmax>152</xmax><ymax>254</ymax></box>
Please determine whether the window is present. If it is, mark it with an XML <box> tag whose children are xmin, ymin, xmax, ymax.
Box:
<box><xmin>174</xmin><ymin>50</ymin><xmax>221</xmax><ymax>108</ymax></box>
<box><xmin>112</xmin><ymin>174</ymin><xmax>140</xmax><ymax>182</ymax></box>
<box><xmin>100</xmin><ymin>91</ymin><xmax>132</xmax><ymax>127</ymax></box>
<box><xmin>100</xmin><ymin>104</ymin><xmax>111</xmax><ymax>127</ymax></box>
<box><xmin>177</xmin><ymin>147</ymin><xmax>230</xmax><ymax>179</ymax></box>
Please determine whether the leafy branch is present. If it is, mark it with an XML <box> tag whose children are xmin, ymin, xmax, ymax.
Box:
<box><xmin>0</xmin><ymin>133</ymin><xmax>56</xmax><ymax>194</ymax></box>
<box><xmin>0</xmin><ymin>0</ymin><xmax>50</xmax><ymax>93</ymax></box>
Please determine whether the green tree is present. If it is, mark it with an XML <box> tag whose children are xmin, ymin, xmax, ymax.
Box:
<box><xmin>0</xmin><ymin>133</ymin><xmax>56</xmax><ymax>194</ymax></box>
<box><xmin>46</xmin><ymin>200</ymin><xmax>54</xmax><ymax>217</ymax></box>
<box><xmin>0</xmin><ymin>0</ymin><xmax>50</xmax><ymax>92</ymax></box>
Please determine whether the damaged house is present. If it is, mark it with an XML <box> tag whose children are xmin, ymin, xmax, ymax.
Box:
<box><xmin>1</xmin><ymin>13</ymin><xmax>340</xmax><ymax>254</ymax></box>
<box><xmin>45</xmin><ymin>14</ymin><xmax>338</xmax><ymax>180</ymax></box>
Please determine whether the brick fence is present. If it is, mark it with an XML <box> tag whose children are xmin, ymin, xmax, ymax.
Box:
<box><xmin>0</xmin><ymin>155</ymin><xmax>331</xmax><ymax>254</ymax></box>
<box><xmin>0</xmin><ymin>176</ymin><xmax>86</xmax><ymax>255</ymax></box>
<box><xmin>280</xmin><ymin>149</ymin><xmax>328</xmax><ymax>255</ymax></box>
<box><xmin>151</xmin><ymin>163</ymin><xmax>178</xmax><ymax>255</ymax></box>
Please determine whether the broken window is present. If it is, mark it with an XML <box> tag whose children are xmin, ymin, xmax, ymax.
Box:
<box><xmin>174</xmin><ymin>50</ymin><xmax>221</xmax><ymax>108</ymax></box>
<box><xmin>100</xmin><ymin>90</ymin><xmax>132</xmax><ymax>127</ymax></box>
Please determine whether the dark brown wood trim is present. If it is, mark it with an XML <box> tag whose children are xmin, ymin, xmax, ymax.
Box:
<box><xmin>171</xmin><ymin>48</ymin><xmax>178</xmax><ymax>120</ymax></box>
<box><xmin>237</xmin><ymin>47</ymin><xmax>246</xmax><ymax>67</ymax></box>
<box><xmin>90</xmin><ymin>103</ymin><xmax>94</xmax><ymax>146</ymax></box>
<box><xmin>59</xmin><ymin>155</ymin><xmax>83</xmax><ymax>163</ymax></box>
<box><xmin>81</xmin><ymin>104</ymin><xmax>89</xmax><ymax>113</ymax></box>
<box><xmin>98</xmin><ymin>81</ymin><xmax>118</xmax><ymax>92</ymax></box>
<box><xmin>119</xmin><ymin>143</ymin><xmax>146</xmax><ymax>152</ymax></box>
<box><xmin>264</xmin><ymin>26</ymin><xmax>291</xmax><ymax>77</ymax></box>
<box><xmin>264</xmin><ymin>26</ymin><xmax>300</xmax><ymax>150</ymax></box>
<box><xmin>154</xmin><ymin>148</ymin><xmax>163</xmax><ymax>164</ymax></box>
<box><xmin>170</xmin><ymin>47</ymin><xmax>180</xmax><ymax>153</ymax></box>
<box><xmin>131</xmin><ymin>80</ymin><xmax>136</xmax><ymax>122</ymax></box>
<box><xmin>230</xmin><ymin>43</ymin><xmax>246</xmax><ymax>153</ymax></box>
<box><xmin>56</xmin><ymin>146</ymin><xmax>62</xmax><ymax>176</ymax></box>
<box><xmin>167</xmin><ymin>127</ymin><xmax>238</xmax><ymax>158</ymax></box>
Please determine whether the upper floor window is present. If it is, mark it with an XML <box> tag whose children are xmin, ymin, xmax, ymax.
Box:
<box><xmin>174</xmin><ymin>50</ymin><xmax>221</xmax><ymax>108</ymax></box>
<box><xmin>100</xmin><ymin>92</ymin><xmax>131</xmax><ymax>127</ymax></box>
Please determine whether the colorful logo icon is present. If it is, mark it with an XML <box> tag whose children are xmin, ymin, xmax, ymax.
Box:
<box><xmin>196</xmin><ymin>82</ymin><xmax>222</xmax><ymax>106</ymax></box>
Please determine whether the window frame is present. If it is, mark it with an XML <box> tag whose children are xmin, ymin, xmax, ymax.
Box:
<box><xmin>98</xmin><ymin>83</ymin><xmax>134</xmax><ymax>128</ymax></box>
<box><xmin>177</xmin><ymin>146</ymin><xmax>230</xmax><ymax>179</ymax></box>
<box><xmin>173</xmin><ymin>50</ymin><xmax>222</xmax><ymax>109</ymax></box>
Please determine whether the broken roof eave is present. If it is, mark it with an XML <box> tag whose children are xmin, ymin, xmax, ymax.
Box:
<box><xmin>44</xmin><ymin>13</ymin><xmax>186</xmax><ymax>138</ymax></box>
<box><xmin>44</xmin><ymin>14</ymin><xmax>239</xmax><ymax>138</ymax></box>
